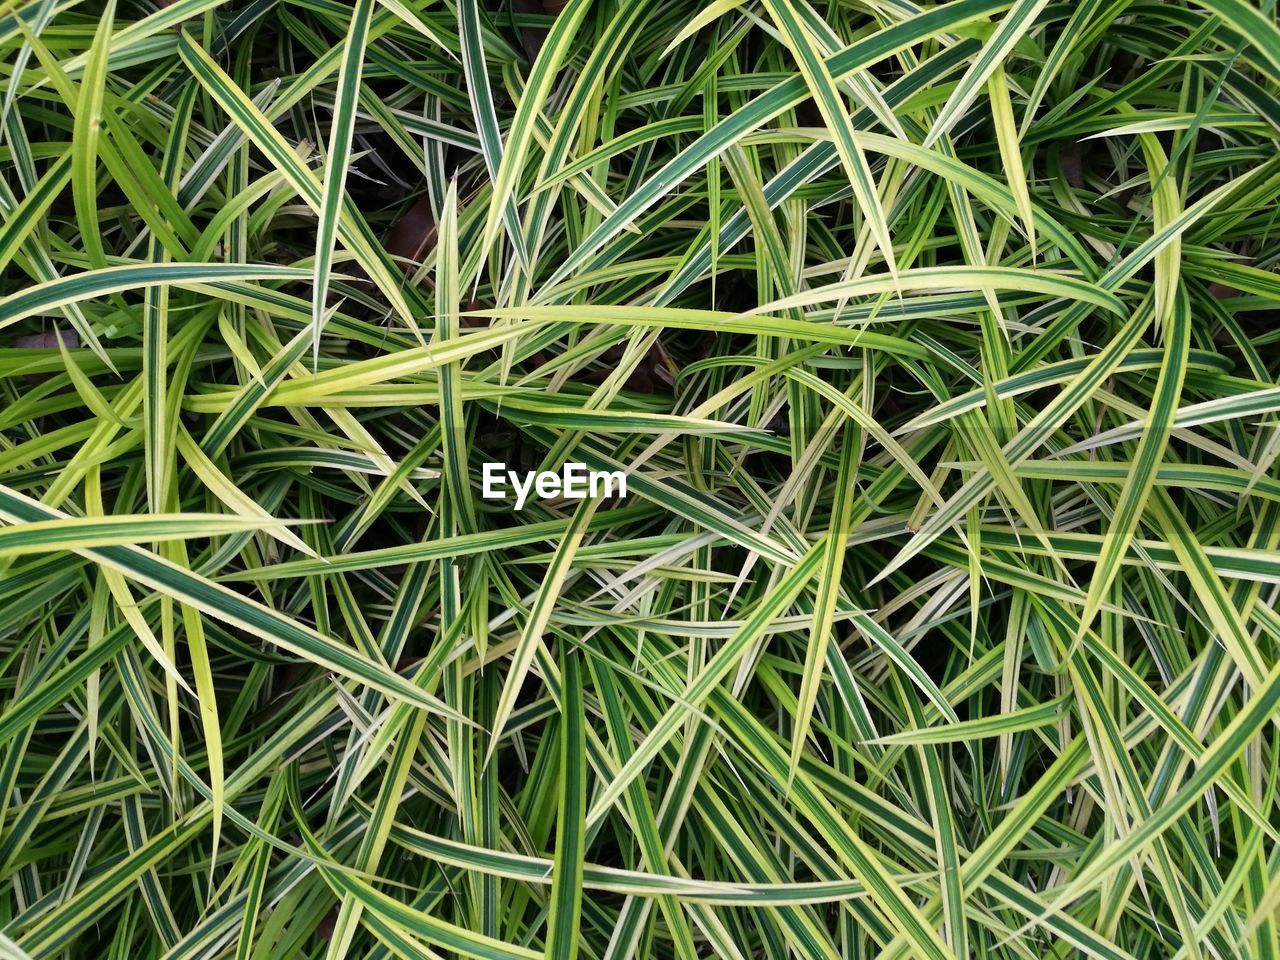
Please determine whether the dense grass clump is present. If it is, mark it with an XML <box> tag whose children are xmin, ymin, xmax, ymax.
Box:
<box><xmin>2</xmin><ymin>0</ymin><xmax>1280</xmax><ymax>956</ymax></box>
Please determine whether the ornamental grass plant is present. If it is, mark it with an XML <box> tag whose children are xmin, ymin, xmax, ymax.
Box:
<box><xmin>1</xmin><ymin>0</ymin><xmax>1280</xmax><ymax>957</ymax></box>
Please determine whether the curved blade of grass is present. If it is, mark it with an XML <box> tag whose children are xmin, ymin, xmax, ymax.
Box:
<box><xmin>312</xmin><ymin>0</ymin><xmax>375</xmax><ymax>369</ymax></box>
<box><xmin>0</xmin><ymin>483</ymin><xmax>463</xmax><ymax>718</ymax></box>
<box><xmin>760</xmin><ymin>0</ymin><xmax>898</xmax><ymax>277</ymax></box>
<box><xmin>488</xmin><ymin>496</ymin><xmax>600</xmax><ymax>762</ymax></box>
<box><xmin>545</xmin><ymin>648</ymin><xmax>586</xmax><ymax>960</ymax></box>
<box><xmin>0</xmin><ymin>263</ymin><xmax>308</xmax><ymax>330</ymax></box>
